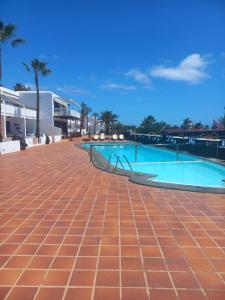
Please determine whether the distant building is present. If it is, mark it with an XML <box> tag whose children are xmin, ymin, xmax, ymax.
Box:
<box><xmin>212</xmin><ymin>120</ymin><xmax>224</xmax><ymax>129</ymax></box>
<box><xmin>162</xmin><ymin>127</ymin><xmax>225</xmax><ymax>138</ymax></box>
<box><xmin>18</xmin><ymin>91</ymin><xmax>81</xmax><ymax>137</ymax></box>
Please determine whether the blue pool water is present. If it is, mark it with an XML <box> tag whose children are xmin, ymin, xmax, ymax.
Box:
<box><xmin>83</xmin><ymin>143</ymin><xmax>225</xmax><ymax>188</ymax></box>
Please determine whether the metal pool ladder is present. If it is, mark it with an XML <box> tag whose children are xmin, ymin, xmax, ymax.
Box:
<box><xmin>107</xmin><ymin>153</ymin><xmax>133</xmax><ymax>172</ymax></box>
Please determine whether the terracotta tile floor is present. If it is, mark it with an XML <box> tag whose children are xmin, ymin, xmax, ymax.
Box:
<box><xmin>0</xmin><ymin>139</ymin><xmax>225</xmax><ymax>299</ymax></box>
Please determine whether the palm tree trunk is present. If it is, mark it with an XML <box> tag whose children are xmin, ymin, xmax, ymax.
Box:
<box><xmin>0</xmin><ymin>45</ymin><xmax>2</xmax><ymax>142</ymax></box>
<box><xmin>106</xmin><ymin>123</ymin><xmax>110</xmax><ymax>135</ymax></box>
<box><xmin>79</xmin><ymin>117</ymin><xmax>83</xmax><ymax>136</ymax></box>
<box><xmin>35</xmin><ymin>73</ymin><xmax>40</xmax><ymax>142</ymax></box>
<box><xmin>93</xmin><ymin>117</ymin><xmax>96</xmax><ymax>133</ymax></box>
<box><xmin>86</xmin><ymin>116</ymin><xmax>89</xmax><ymax>132</ymax></box>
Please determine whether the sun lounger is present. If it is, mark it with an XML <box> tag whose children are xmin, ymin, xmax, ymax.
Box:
<box><xmin>100</xmin><ymin>133</ymin><xmax>105</xmax><ymax>140</ymax></box>
<box><xmin>119</xmin><ymin>134</ymin><xmax>124</xmax><ymax>140</ymax></box>
<box><xmin>112</xmin><ymin>134</ymin><xmax>118</xmax><ymax>140</ymax></box>
<box><xmin>93</xmin><ymin>135</ymin><xmax>99</xmax><ymax>141</ymax></box>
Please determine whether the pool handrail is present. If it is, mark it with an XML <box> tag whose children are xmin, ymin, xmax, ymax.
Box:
<box><xmin>122</xmin><ymin>155</ymin><xmax>133</xmax><ymax>172</ymax></box>
<box><xmin>107</xmin><ymin>152</ymin><xmax>133</xmax><ymax>172</ymax></box>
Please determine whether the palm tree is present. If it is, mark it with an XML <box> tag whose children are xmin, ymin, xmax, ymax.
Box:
<box><xmin>92</xmin><ymin>112</ymin><xmax>99</xmax><ymax>133</ymax></box>
<box><xmin>98</xmin><ymin>110</ymin><xmax>118</xmax><ymax>135</ymax></box>
<box><xmin>23</xmin><ymin>59</ymin><xmax>51</xmax><ymax>141</ymax></box>
<box><xmin>85</xmin><ymin>106</ymin><xmax>92</xmax><ymax>133</ymax></box>
<box><xmin>79</xmin><ymin>102</ymin><xmax>88</xmax><ymax>135</ymax></box>
<box><xmin>0</xmin><ymin>20</ymin><xmax>25</xmax><ymax>141</ymax></box>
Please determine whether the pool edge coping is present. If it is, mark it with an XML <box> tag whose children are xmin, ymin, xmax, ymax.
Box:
<box><xmin>76</xmin><ymin>142</ymin><xmax>225</xmax><ymax>194</ymax></box>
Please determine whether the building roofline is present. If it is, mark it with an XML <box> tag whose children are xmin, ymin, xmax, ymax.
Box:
<box><xmin>0</xmin><ymin>86</ymin><xmax>19</xmax><ymax>98</ymax></box>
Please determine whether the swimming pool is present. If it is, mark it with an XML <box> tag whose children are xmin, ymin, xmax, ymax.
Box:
<box><xmin>82</xmin><ymin>142</ymin><xmax>225</xmax><ymax>191</ymax></box>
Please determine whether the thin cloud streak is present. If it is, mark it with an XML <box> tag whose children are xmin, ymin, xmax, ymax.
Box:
<box><xmin>125</xmin><ymin>68</ymin><xmax>151</xmax><ymax>87</ymax></box>
<box><xmin>99</xmin><ymin>82</ymin><xmax>137</xmax><ymax>91</ymax></box>
<box><xmin>56</xmin><ymin>84</ymin><xmax>91</xmax><ymax>96</ymax></box>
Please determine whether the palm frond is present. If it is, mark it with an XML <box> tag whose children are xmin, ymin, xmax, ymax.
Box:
<box><xmin>11</xmin><ymin>38</ymin><xmax>26</xmax><ymax>47</ymax></box>
<box><xmin>23</xmin><ymin>62</ymin><xmax>31</xmax><ymax>72</ymax></box>
<box><xmin>31</xmin><ymin>59</ymin><xmax>41</xmax><ymax>71</ymax></box>
<box><xmin>0</xmin><ymin>20</ymin><xmax>4</xmax><ymax>31</ymax></box>
<box><xmin>41</xmin><ymin>68</ymin><xmax>51</xmax><ymax>76</ymax></box>
<box><xmin>1</xmin><ymin>24</ymin><xmax>16</xmax><ymax>41</ymax></box>
<box><xmin>38</xmin><ymin>62</ymin><xmax>47</xmax><ymax>69</ymax></box>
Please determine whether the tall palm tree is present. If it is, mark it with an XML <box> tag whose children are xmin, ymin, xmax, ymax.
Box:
<box><xmin>98</xmin><ymin>110</ymin><xmax>118</xmax><ymax>135</ymax></box>
<box><xmin>92</xmin><ymin>112</ymin><xmax>99</xmax><ymax>133</ymax></box>
<box><xmin>23</xmin><ymin>59</ymin><xmax>51</xmax><ymax>141</ymax></box>
<box><xmin>85</xmin><ymin>106</ymin><xmax>92</xmax><ymax>133</ymax></box>
<box><xmin>79</xmin><ymin>102</ymin><xmax>88</xmax><ymax>135</ymax></box>
<box><xmin>0</xmin><ymin>20</ymin><xmax>25</xmax><ymax>141</ymax></box>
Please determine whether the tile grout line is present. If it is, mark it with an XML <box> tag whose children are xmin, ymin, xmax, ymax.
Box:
<box><xmin>127</xmin><ymin>182</ymin><xmax>150</xmax><ymax>300</ymax></box>
<box><xmin>61</xmin><ymin>172</ymin><xmax>100</xmax><ymax>300</ymax></box>
<box><xmin>32</xmin><ymin>176</ymin><xmax>87</xmax><ymax>300</ymax></box>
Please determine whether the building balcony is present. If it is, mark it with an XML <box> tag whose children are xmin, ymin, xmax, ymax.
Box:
<box><xmin>2</xmin><ymin>102</ymin><xmax>36</xmax><ymax>119</ymax></box>
<box><xmin>54</xmin><ymin>107</ymin><xmax>80</xmax><ymax>119</ymax></box>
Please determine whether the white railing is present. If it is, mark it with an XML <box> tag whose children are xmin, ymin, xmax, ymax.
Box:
<box><xmin>3</xmin><ymin>102</ymin><xmax>36</xmax><ymax>119</ymax></box>
<box><xmin>4</xmin><ymin>103</ymin><xmax>23</xmax><ymax>117</ymax></box>
<box><xmin>54</xmin><ymin>107</ymin><xmax>67</xmax><ymax>116</ymax></box>
<box><xmin>54</xmin><ymin>107</ymin><xmax>80</xmax><ymax>118</ymax></box>
<box><xmin>25</xmin><ymin>107</ymin><xmax>36</xmax><ymax>119</ymax></box>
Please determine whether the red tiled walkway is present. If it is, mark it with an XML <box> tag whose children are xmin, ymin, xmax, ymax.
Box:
<box><xmin>0</xmin><ymin>140</ymin><xmax>225</xmax><ymax>300</ymax></box>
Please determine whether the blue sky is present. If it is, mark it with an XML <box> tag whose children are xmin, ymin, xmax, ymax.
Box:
<box><xmin>2</xmin><ymin>0</ymin><xmax>225</xmax><ymax>126</ymax></box>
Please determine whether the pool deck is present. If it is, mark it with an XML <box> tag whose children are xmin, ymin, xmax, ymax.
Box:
<box><xmin>0</xmin><ymin>139</ymin><xmax>225</xmax><ymax>300</ymax></box>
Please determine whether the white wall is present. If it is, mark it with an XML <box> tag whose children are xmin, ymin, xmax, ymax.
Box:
<box><xmin>25</xmin><ymin>137</ymin><xmax>34</xmax><ymax>148</ymax></box>
<box><xmin>0</xmin><ymin>140</ymin><xmax>20</xmax><ymax>154</ymax></box>
<box><xmin>53</xmin><ymin>135</ymin><xmax>62</xmax><ymax>142</ymax></box>
<box><xmin>19</xmin><ymin>92</ymin><xmax>61</xmax><ymax>136</ymax></box>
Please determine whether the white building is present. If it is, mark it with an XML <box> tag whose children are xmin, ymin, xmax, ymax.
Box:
<box><xmin>0</xmin><ymin>87</ymin><xmax>36</xmax><ymax>140</ymax></box>
<box><xmin>18</xmin><ymin>91</ymin><xmax>81</xmax><ymax>137</ymax></box>
<box><xmin>1</xmin><ymin>87</ymin><xmax>98</xmax><ymax>154</ymax></box>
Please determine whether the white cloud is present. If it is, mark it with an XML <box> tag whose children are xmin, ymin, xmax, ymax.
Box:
<box><xmin>125</xmin><ymin>69</ymin><xmax>151</xmax><ymax>86</ymax></box>
<box><xmin>39</xmin><ymin>54</ymin><xmax>59</xmax><ymax>60</ymax></box>
<box><xmin>99</xmin><ymin>82</ymin><xmax>137</xmax><ymax>91</ymax></box>
<box><xmin>57</xmin><ymin>84</ymin><xmax>90</xmax><ymax>96</ymax></box>
<box><xmin>150</xmin><ymin>54</ymin><xmax>210</xmax><ymax>84</ymax></box>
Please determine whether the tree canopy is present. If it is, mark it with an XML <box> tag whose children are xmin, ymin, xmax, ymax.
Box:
<box><xmin>138</xmin><ymin>115</ymin><xmax>167</xmax><ymax>134</ymax></box>
<box><xmin>98</xmin><ymin>110</ymin><xmax>118</xmax><ymax>134</ymax></box>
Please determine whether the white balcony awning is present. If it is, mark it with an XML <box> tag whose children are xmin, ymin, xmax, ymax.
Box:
<box><xmin>1</xmin><ymin>94</ymin><xmax>23</xmax><ymax>107</ymax></box>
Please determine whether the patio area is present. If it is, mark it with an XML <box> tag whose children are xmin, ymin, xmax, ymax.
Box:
<box><xmin>0</xmin><ymin>139</ymin><xmax>224</xmax><ymax>300</ymax></box>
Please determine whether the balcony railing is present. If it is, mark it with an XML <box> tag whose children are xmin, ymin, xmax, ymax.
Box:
<box><xmin>54</xmin><ymin>107</ymin><xmax>80</xmax><ymax>118</ymax></box>
<box><xmin>3</xmin><ymin>102</ymin><xmax>36</xmax><ymax>119</ymax></box>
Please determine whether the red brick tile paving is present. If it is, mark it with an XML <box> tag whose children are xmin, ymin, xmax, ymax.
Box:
<box><xmin>0</xmin><ymin>139</ymin><xmax>225</xmax><ymax>299</ymax></box>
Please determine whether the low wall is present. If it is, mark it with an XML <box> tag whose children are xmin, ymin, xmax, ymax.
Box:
<box><xmin>53</xmin><ymin>135</ymin><xmax>62</xmax><ymax>143</ymax></box>
<box><xmin>49</xmin><ymin>136</ymin><xmax>53</xmax><ymax>143</ymax></box>
<box><xmin>0</xmin><ymin>140</ymin><xmax>21</xmax><ymax>154</ymax></box>
<box><xmin>39</xmin><ymin>136</ymin><xmax>46</xmax><ymax>144</ymax></box>
<box><xmin>25</xmin><ymin>137</ymin><xmax>35</xmax><ymax>148</ymax></box>
<box><xmin>1</xmin><ymin>135</ymin><xmax>62</xmax><ymax>155</ymax></box>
